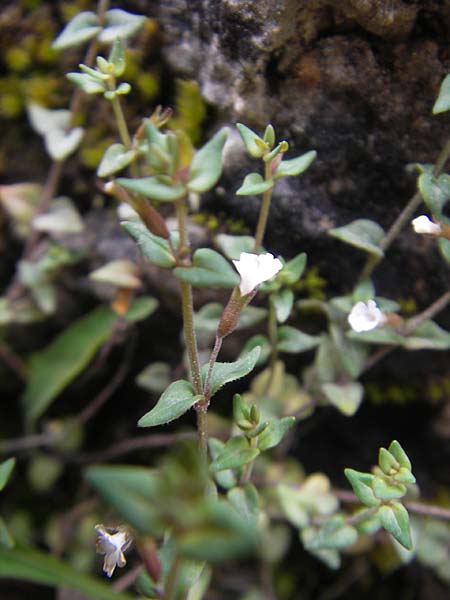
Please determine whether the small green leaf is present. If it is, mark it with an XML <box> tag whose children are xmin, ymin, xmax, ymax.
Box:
<box><xmin>344</xmin><ymin>469</ymin><xmax>380</xmax><ymax>507</ymax></box>
<box><xmin>0</xmin><ymin>517</ymin><xmax>14</xmax><ymax>549</ymax></box>
<box><xmin>236</xmin><ymin>173</ymin><xmax>273</xmax><ymax>196</ymax></box>
<box><xmin>117</xmin><ymin>176</ymin><xmax>186</xmax><ymax>202</ymax></box>
<box><xmin>45</xmin><ymin>127</ymin><xmax>84</xmax><ymax>161</ymax></box>
<box><xmin>418</xmin><ymin>173</ymin><xmax>450</xmax><ymax>218</ymax></box>
<box><xmin>67</xmin><ymin>72</ymin><xmax>106</xmax><ymax>94</ymax></box>
<box><xmin>329</xmin><ymin>219</ymin><xmax>385</xmax><ymax>257</ymax></box>
<box><xmin>378</xmin><ymin>503</ymin><xmax>412</xmax><ymax>550</ymax></box>
<box><xmin>372</xmin><ymin>476</ymin><xmax>406</xmax><ymax>501</ymax></box>
<box><xmin>305</xmin><ymin>515</ymin><xmax>358</xmax><ymax>550</ymax></box>
<box><xmin>388</xmin><ymin>440</ymin><xmax>412</xmax><ymax>471</ymax></box>
<box><xmin>274</xmin><ymin>150</ymin><xmax>316</xmax><ymax>179</ymax></box>
<box><xmin>108</xmin><ymin>38</ymin><xmax>126</xmax><ymax>76</ymax></box>
<box><xmin>271</xmin><ymin>289</ymin><xmax>294</xmax><ymax>323</ymax></box>
<box><xmin>174</xmin><ymin>248</ymin><xmax>239</xmax><ymax>288</ymax></box>
<box><xmin>402</xmin><ymin>319</ymin><xmax>450</xmax><ymax>350</ymax></box>
<box><xmin>136</xmin><ymin>362</ymin><xmax>171</xmax><ymax>394</ymax></box>
<box><xmin>433</xmin><ymin>74</ymin><xmax>450</xmax><ymax>115</ymax></box>
<box><xmin>208</xmin><ymin>438</ymin><xmax>237</xmax><ymax>490</ymax></box>
<box><xmin>321</xmin><ymin>382</ymin><xmax>363</xmax><ymax>416</ymax></box>
<box><xmin>214</xmin><ymin>234</ymin><xmax>255</xmax><ymax>260</ymax></box>
<box><xmin>0</xmin><ymin>545</ymin><xmax>135</xmax><ymax>600</ymax></box>
<box><xmin>22</xmin><ymin>300</ymin><xmax>156</xmax><ymax>424</ymax></box>
<box><xmin>202</xmin><ymin>346</ymin><xmax>261</xmax><ymax>397</ymax></box>
<box><xmin>277</xmin><ymin>326</ymin><xmax>320</xmax><ymax>353</ymax></box>
<box><xmin>347</xmin><ymin>327</ymin><xmax>404</xmax><ymax>345</ymax></box>
<box><xmin>378</xmin><ymin>448</ymin><xmax>399</xmax><ymax>475</ymax></box>
<box><xmin>353</xmin><ymin>278</ymin><xmax>375</xmax><ymax>302</ymax></box>
<box><xmin>394</xmin><ymin>467</ymin><xmax>416</xmax><ymax>485</ymax></box>
<box><xmin>0</xmin><ymin>458</ymin><xmax>15</xmax><ymax>491</ymax></box>
<box><xmin>177</xmin><ymin>499</ymin><xmax>257</xmax><ymax>561</ymax></box>
<box><xmin>210</xmin><ymin>436</ymin><xmax>260</xmax><ymax>472</ymax></box>
<box><xmin>33</xmin><ymin>197</ymin><xmax>84</xmax><ymax>234</ymax></box>
<box><xmin>52</xmin><ymin>11</ymin><xmax>100</xmax><ymax>50</ymax></box>
<box><xmin>257</xmin><ymin>416</ymin><xmax>295</xmax><ymax>451</ymax></box>
<box><xmin>187</xmin><ymin>128</ymin><xmax>228</xmax><ymax>193</ymax></box>
<box><xmin>98</xmin><ymin>143</ymin><xmax>136</xmax><ymax>177</ymax></box>
<box><xmin>263</xmin><ymin>124</ymin><xmax>275</xmax><ymax>147</ymax></box>
<box><xmin>86</xmin><ymin>465</ymin><xmax>161</xmax><ymax>536</ymax></box>
<box><xmin>89</xmin><ymin>259</ymin><xmax>141</xmax><ymax>289</ymax></box>
<box><xmin>99</xmin><ymin>9</ymin><xmax>146</xmax><ymax>43</ymax></box>
<box><xmin>227</xmin><ymin>484</ymin><xmax>259</xmax><ymax>525</ymax></box>
<box><xmin>241</xmin><ymin>334</ymin><xmax>271</xmax><ymax>365</ymax></box>
<box><xmin>138</xmin><ymin>380</ymin><xmax>202</xmax><ymax>427</ymax></box>
<box><xmin>236</xmin><ymin>123</ymin><xmax>266</xmax><ymax>158</ymax></box>
<box><xmin>281</xmin><ymin>252</ymin><xmax>307</xmax><ymax>285</ymax></box>
<box><xmin>121</xmin><ymin>221</ymin><xmax>175</xmax><ymax>267</ymax></box>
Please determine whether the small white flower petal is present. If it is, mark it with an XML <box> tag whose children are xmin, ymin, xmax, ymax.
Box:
<box><xmin>94</xmin><ymin>524</ymin><xmax>132</xmax><ymax>578</ymax></box>
<box><xmin>232</xmin><ymin>252</ymin><xmax>283</xmax><ymax>296</ymax></box>
<box><xmin>411</xmin><ymin>215</ymin><xmax>441</xmax><ymax>236</ymax></box>
<box><xmin>348</xmin><ymin>300</ymin><xmax>385</xmax><ymax>333</ymax></box>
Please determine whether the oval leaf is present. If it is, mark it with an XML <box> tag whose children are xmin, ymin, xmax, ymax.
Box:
<box><xmin>99</xmin><ymin>9</ymin><xmax>146</xmax><ymax>43</ymax></box>
<box><xmin>321</xmin><ymin>382</ymin><xmax>363</xmax><ymax>416</ymax></box>
<box><xmin>52</xmin><ymin>11</ymin><xmax>100</xmax><ymax>50</ymax></box>
<box><xmin>202</xmin><ymin>346</ymin><xmax>261</xmax><ymax>397</ymax></box>
<box><xmin>187</xmin><ymin>127</ymin><xmax>228</xmax><ymax>193</ymax></box>
<box><xmin>117</xmin><ymin>176</ymin><xmax>186</xmax><ymax>202</ymax></box>
<box><xmin>329</xmin><ymin>219</ymin><xmax>385</xmax><ymax>257</ymax></box>
<box><xmin>210</xmin><ymin>436</ymin><xmax>260</xmax><ymax>472</ymax></box>
<box><xmin>277</xmin><ymin>326</ymin><xmax>320</xmax><ymax>353</ymax></box>
<box><xmin>138</xmin><ymin>380</ymin><xmax>202</xmax><ymax>427</ymax></box>
<box><xmin>274</xmin><ymin>150</ymin><xmax>317</xmax><ymax>179</ymax></box>
<box><xmin>433</xmin><ymin>73</ymin><xmax>450</xmax><ymax>115</ymax></box>
<box><xmin>98</xmin><ymin>143</ymin><xmax>136</xmax><ymax>177</ymax></box>
<box><xmin>174</xmin><ymin>248</ymin><xmax>239</xmax><ymax>289</ymax></box>
<box><xmin>236</xmin><ymin>173</ymin><xmax>273</xmax><ymax>196</ymax></box>
<box><xmin>121</xmin><ymin>221</ymin><xmax>176</xmax><ymax>268</ymax></box>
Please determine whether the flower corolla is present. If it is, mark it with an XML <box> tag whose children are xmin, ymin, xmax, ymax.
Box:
<box><xmin>232</xmin><ymin>252</ymin><xmax>283</xmax><ymax>296</ymax></box>
<box><xmin>411</xmin><ymin>215</ymin><xmax>441</xmax><ymax>236</ymax></box>
<box><xmin>95</xmin><ymin>524</ymin><xmax>132</xmax><ymax>577</ymax></box>
<box><xmin>348</xmin><ymin>300</ymin><xmax>385</xmax><ymax>333</ymax></box>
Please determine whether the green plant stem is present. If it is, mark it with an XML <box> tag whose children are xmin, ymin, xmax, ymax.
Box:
<box><xmin>179</xmin><ymin>280</ymin><xmax>202</xmax><ymax>396</ymax></box>
<box><xmin>110</xmin><ymin>95</ymin><xmax>132</xmax><ymax>150</ymax></box>
<box><xmin>346</xmin><ymin>506</ymin><xmax>378</xmax><ymax>527</ymax></box>
<box><xmin>175</xmin><ymin>200</ymin><xmax>206</xmax><ymax>455</ymax></box>
<box><xmin>334</xmin><ymin>489</ymin><xmax>450</xmax><ymax>521</ymax></box>
<box><xmin>240</xmin><ymin>437</ymin><xmax>258</xmax><ymax>484</ymax></box>
<box><xmin>268</xmin><ymin>298</ymin><xmax>278</xmax><ymax>380</ymax></box>
<box><xmin>253</xmin><ymin>161</ymin><xmax>274</xmax><ymax>251</ymax></box>
<box><xmin>404</xmin><ymin>289</ymin><xmax>450</xmax><ymax>333</ymax></box>
<box><xmin>203</xmin><ymin>334</ymin><xmax>223</xmax><ymax>400</ymax></box>
<box><xmin>433</xmin><ymin>137</ymin><xmax>450</xmax><ymax>177</ymax></box>
<box><xmin>164</xmin><ymin>554</ymin><xmax>181</xmax><ymax>600</ymax></box>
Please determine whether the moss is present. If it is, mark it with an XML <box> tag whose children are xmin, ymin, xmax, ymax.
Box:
<box><xmin>296</xmin><ymin>266</ymin><xmax>327</xmax><ymax>300</ymax></box>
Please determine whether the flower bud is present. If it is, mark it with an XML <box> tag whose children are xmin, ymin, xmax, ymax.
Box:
<box><xmin>411</xmin><ymin>215</ymin><xmax>442</xmax><ymax>236</ymax></box>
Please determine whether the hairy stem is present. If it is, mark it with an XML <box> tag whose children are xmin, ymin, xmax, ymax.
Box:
<box><xmin>253</xmin><ymin>161</ymin><xmax>274</xmax><ymax>251</ymax></box>
<box><xmin>240</xmin><ymin>437</ymin><xmax>258</xmax><ymax>484</ymax></box>
<box><xmin>268</xmin><ymin>298</ymin><xmax>278</xmax><ymax>382</ymax></box>
<box><xmin>175</xmin><ymin>199</ymin><xmax>205</xmax><ymax>454</ymax></box>
<box><xmin>203</xmin><ymin>335</ymin><xmax>223</xmax><ymax>400</ymax></box>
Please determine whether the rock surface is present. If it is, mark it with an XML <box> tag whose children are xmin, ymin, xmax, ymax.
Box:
<box><xmin>156</xmin><ymin>0</ymin><xmax>450</xmax><ymax>302</ymax></box>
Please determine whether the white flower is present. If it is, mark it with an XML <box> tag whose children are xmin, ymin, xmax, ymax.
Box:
<box><xmin>95</xmin><ymin>524</ymin><xmax>132</xmax><ymax>577</ymax></box>
<box><xmin>232</xmin><ymin>252</ymin><xmax>283</xmax><ymax>296</ymax></box>
<box><xmin>411</xmin><ymin>215</ymin><xmax>442</xmax><ymax>236</ymax></box>
<box><xmin>348</xmin><ymin>300</ymin><xmax>385</xmax><ymax>333</ymax></box>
